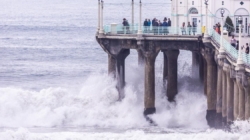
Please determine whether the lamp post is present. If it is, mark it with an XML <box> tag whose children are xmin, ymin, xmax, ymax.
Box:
<box><xmin>97</xmin><ymin>0</ymin><xmax>100</xmax><ymax>33</ymax></box>
<box><xmin>204</xmin><ymin>0</ymin><xmax>209</xmax><ymax>37</ymax></box>
<box><xmin>138</xmin><ymin>0</ymin><xmax>142</xmax><ymax>35</ymax></box>
<box><xmin>237</xmin><ymin>16</ymin><xmax>243</xmax><ymax>65</ymax></box>
<box><xmin>99</xmin><ymin>0</ymin><xmax>104</xmax><ymax>34</ymax></box>
<box><xmin>219</xmin><ymin>8</ymin><xmax>225</xmax><ymax>53</ymax></box>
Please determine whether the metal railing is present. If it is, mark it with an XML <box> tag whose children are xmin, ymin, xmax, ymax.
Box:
<box><xmin>208</xmin><ymin>28</ymin><xmax>250</xmax><ymax>64</ymax></box>
<box><xmin>104</xmin><ymin>24</ymin><xmax>202</xmax><ymax>36</ymax></box>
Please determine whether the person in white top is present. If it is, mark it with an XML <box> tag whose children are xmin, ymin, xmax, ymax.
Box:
<box><xmin>230</xmin><ymin>35</ymin><xmax>236</xmax><ymax>47</ymax></box>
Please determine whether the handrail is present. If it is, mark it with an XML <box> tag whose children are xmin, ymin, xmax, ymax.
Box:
<box><xmin>103</xmin><ymin>24</ymin><xmax>202</xmax><ymax>36</ymax></box>
<box><xmin>209</xmin><ymin>28</ymin><xmax>250</xmax><ymax>65</ymax></box>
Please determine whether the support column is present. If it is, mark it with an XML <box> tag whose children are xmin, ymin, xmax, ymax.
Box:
<box><xmin>137</xmin><ymin>49</ymin><xmax>145</xmax><ymax>65</ymax></box>
<box><xmin>203</xmin><ymin>56</ymin><xmax>207</xmax><ymax>95</ymax></box>
<box><xmin>99</xmin><ymin>0</ymin><xmax>104</xmax><ymax>34</ymax></box>
<box><xmin>216</xmin><ymin>65</ymin><xmax>223</xmax><ymax>128</ymax></box>
<box><xmin>166</xmin><ymin>49</ymin><xmax>179</xmax><ymax>102</ymax></box>
<box><xmin>199</xmin><ymin>54</ymin><xmax>204</xmax><ymax>83</ymax></box>
<box><xmin>192</xmin><ymin>52</ymin><xmax>199</xmax><ymax>78</ymax></box>
<box><xmin>222</xmin><ymin>64</ymin><xmax>227</xmax><ymax>125</ymax></box>
<box><xmin>97</xmin><ymin>0</ymin><xmax>100</xmax><ymax>33</ymax></box>
<box><xmin>204</xmin><ymin>49</ymin><xmax>217</xmax><ymax>128</ymax></box>
<box><xmin>236</xmin><ymin>64</ymin><xmax>246</xmax><ymax>120</ymax></box>
<box><xmin>245</xmin><ymin>78</ymin><xmax>250</xmax><ymax>120</ymax></box>
<box><xmin>163</xmin><ymin>52</ymin><xmax>168</xmax><ymax>81</ymax></box>
<box><xmin>116</xmin><ymin>49</ymin><xmax>130</xmax><ymax>100</ymax></box>
<box><xmin>233</xmin><ymin>78</ymin><xmax>239</xmax><ymax>120</ymax></box>
<box><xmin>237</xmin><ymin>80</ymin><xmax>245</xmax><ymax>120</ymax></box>
<box><xmin>244</xmin><ymin>85</ymin><xmax>249</xmax><ymax>119</ymax></box>
<box><xmin>143</xmin><ymin>50</ymin><xmax>160</xmax><ymax>117</ymax></box>
<box><xmin>226</xmin><ymin>67</ymin><xmax>234</xmax><ymax>124</ymax></box>
<box><xmin>108</xmin><ymin>54</ymin><xmax>116</xmax><ymax>78</ymax></box>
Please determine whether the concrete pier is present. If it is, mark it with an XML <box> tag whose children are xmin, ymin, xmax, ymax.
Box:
<box><xmin>166</xmin><ymin>49</ymin><xmax>179</xmax><ymax>102</ymax></box>
<box><xmin>246</xmin><ymin>78</ymin><xmax>250</xmax><ymax>120</ymax></box>
<box><xmin>143</xmin><ymin>48</ymin><xmax>160</xmax><ymax>116</ymax></box>
<box><xmin>163</xmin><ymin>52</ymin><xmax>168</xmax><ymax>82</ymax></box>
<box><xmin>204</xmin><ymin>49</ymin><xmax>217</xmax><ymax>128</ymax></box>
<box><xmin>192</xmin><ymin>52</ymin><xmax>199</xmax><ymax>78</ymax></box>
<box><xmin>226</xmin><ymin>66</ymin><xmax>234</xmax><ymax>124</ymax></box>
<box><xmin>222</xmin><ymin>65</ymin><xmax>227</xmax><ymax>125</ymax></box>
<box><xmin>108</xmin><ymin>54</ymin><xmax>116</xmax><ymax>78</ymax></box>
<box><xmin>137</xmin><ymin>49</ymin><xmax>145</xmax><ymax>65</ymax></box>
<box><xmin>116</xmin><ymin>49</ymin><xmax>130</xmax><ymax>100</ymax></box>
<box><xmin>97</xmin><ymin>19</ymin><xmax>250</xmax><ymax>127</ymax></box>
<box><xmin>233</xmin><ymin>78</ymin><xmax>239</xmax><ymax>120</ymax></box>
<box><xmin>216</xmin><ymin>65</ymin><xmax>223</xmax><ymax>127</ymax></box>
<box><xmin>238</xmin><ymin>81</ymin><xmax>245</xmax><ymax>120</ymax></box>
<box><xmin>199</xmin><ymin>54</ymin><xmax>204</xmax><ymax>83</ymax></box>
<box><xmin>203</xmin><ymin>58</ymin><xmax>207</xmax><ymax>95</ymax></box>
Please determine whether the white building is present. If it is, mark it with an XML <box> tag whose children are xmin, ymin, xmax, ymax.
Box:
<box><xmin>171</xmin><ymin>0</ymin><xmax>250</xmax><ymax>35</ymax></box>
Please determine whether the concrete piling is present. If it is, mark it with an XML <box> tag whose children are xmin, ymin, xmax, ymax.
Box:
<box><xmin>108</xmin><ymin>54</ymin><xmax>116</xmax><ymax>78</ymax></box>
<box><xmin>166</xmin><ymin>49</ymin><xmax>179</xmax><ymax>102</ymax></box>
<box><xmin>143</xmin><ymin>49</ymin><xmax>159</xmax><ymax>116</ymax></box>
<box><xmin>216</xmin><ymin>66</ymin><xmax>223</xmax><ymax>127</ymax></box>
<box><xmin>233</xmin><ymin>79</ymin><xmax>239</xmax><ymax>120</ymax></box>
<box><xmin>226</xmin><ymin>67</ymin><xmax>234</xmax><ymax>124</ymax></box>
<box><xmin>116</xmin><ymin>49</ymin><xmax>130</xmax><ymax>100</ymax></box>
<box><xmin>204</xmin><ymin>49</ymin><xmax>217</xmax><ymax>128</ymax></box>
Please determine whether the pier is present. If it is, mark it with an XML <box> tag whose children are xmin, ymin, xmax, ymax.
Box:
<box><xmin>96</xmin><ymin>0</ymin><xmax>250</xmax><ymax>128</ymax></box>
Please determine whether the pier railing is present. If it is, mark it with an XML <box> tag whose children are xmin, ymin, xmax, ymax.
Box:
<box><xmin>208</xmin><ymin>29</ymin><xmax>250</xmax><ymax>64</ymax></box>
<box><xmin>103</xmin><ymin>24</ymin><xmax>250</xmax><ymax>65</ymax></box>
<box><xmin>104</xmin><ymin>24</ymin><xmax>202</xmax><ymax>36</ymax></box>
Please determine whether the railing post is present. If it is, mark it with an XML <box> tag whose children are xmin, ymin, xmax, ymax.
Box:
<box><xmin>97</xmin><ymin>0</ymin><xmax>100</xmax><ymax>33</ymax></box>
<box><xmin>137</xmin><ymin>0</ymin><xmax>142</xmax><ymax>35</ymax></box>
<box><xmin>219</xmin><ymin>17</ymin><xmax>225</xmax><ymax>53</ymax></box>
<box><xmin>237</xmin><ymin>24</ymin><xmax>244</xmax><ymax>65</ymax></box>
<box><xmin>204</xmin><ymin>2</ymin><xmax>209</xmax><ymax>38</ymax></box>
<box><xmin>99</xmin><ymin>0</ymin><xmax>104</xmax><ymax>34</ymax></box>
<box><xmin>132</xmin><ymin>0</ymin><xmax>134</xmax><ymax>32</ymax></box>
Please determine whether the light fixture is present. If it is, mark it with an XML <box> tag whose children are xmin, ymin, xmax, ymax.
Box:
<box><xmin>220</xmin><ymin>8</ymin><xmax>225</xmax><ymax>17</ymax></box>
<box><xmin>204</xmin><ymin>0</ymin><xmax>208</xmax><ymax>5</ymax></box>
<box><xmin>238</xmin><ymin>16</ymin><xmax>242</xmax><ymax>24</ymax></box>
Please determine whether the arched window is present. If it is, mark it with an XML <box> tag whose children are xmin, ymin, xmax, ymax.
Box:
<box><xmin>189</xmin><ymin>8</ymin><xmax>198</xmax><ymax>14</ymax></box>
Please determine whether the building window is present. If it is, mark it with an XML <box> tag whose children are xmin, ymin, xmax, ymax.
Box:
<box><xmin>222</xmin><ymin>1</ymin><xmax>224</xmax><ymax>5</ymax></box>
<box><xmin>246</xmin><ymin>18</ymin><xmax>248</xmax><ymax>33</ymax></box>
<box><xmin>189</xmin><ymin>8</ymin><xmax>198</xmax><ymax>14</ymax></box>
<box><xmin>192</xmin><ymin>1</ymin><xmax>194</xmax><ymax>5</ymax></box>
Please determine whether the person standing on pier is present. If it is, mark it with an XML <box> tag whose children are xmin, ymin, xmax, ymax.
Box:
<box><xmin>181</xmin><ymin>22</ymin><xmax>186</xmax><ymax>35</ymax></box>
<box><xmin>168</xmin><ymin>18</ymin><xmax>171</xmax><ymax>26</ymax></box>
<box><xmin>148</xmin><ymin>19</ymin><xmax>151</xmax><ymax>32</ymax></box>
<box><xmin>144</xmin><ymin>19</ymin><xmax>148</xmax><ymax>33</ymax></box>
<box><xmin>192</xmin><ymin>22</ymin><xmax>196</xmax><ymax>35</ymax></box>
<box><xmin>122</xmin><ymin>18</ymin><xmax>129</xmax><ymax>34</ymax></box>
<box><xmin>162</xmin><ymin>19</ymin><xmax>168</xmax><ymax>35</ymax></box>
<box><xmin>246</xmin><ymin>43</ymin><xmax>249</xmax><ymax>54</ymax></box>
<box><xmin>187</xmin><ymin>22</ymin><xmax>192</xmax><ymax>35</ymax></box>
<box><xmin>230</xmin><ymin>35</ymin><xmax>236</xmax><ymax>47</ymax></box>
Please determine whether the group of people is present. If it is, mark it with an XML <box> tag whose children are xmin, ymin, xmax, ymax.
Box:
<box><xmin>122</xmin><ymin>17</ymin><xmax>172</xmax><ymax>34</ymax></box>
<box><xmin>181</xmin><ymin>22</ymin><xmax>197</xmax><ymax>35</ymax></box>
<box><xmin>213</xmin><ymin>23</ymin><xmax>222</xmax><ymax>35</ymax></box>
<box><xmin>144</xmin><ymin>17</ymin><xmax>172</xmax><ymax>34</ymax></box>
<box><xmin>230</xmin><ymin>35</ymin><xmax>249</xmax><ymax>54</ymax></box>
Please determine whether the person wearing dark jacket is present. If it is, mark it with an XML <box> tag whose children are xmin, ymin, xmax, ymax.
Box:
<box><xmin>122</xmin><ymin>18</ymin><xmax>129</xmax><ymax>34</ymax></box>
<box><xmin>144</xmin><ymin>19</ymin><xmax>148</xmax><ymax>33</ymax></box>
<box><xmin>162</xmin><ymin>20</ymin><xmax>168</xmax><ymax>35</ymax></box>
<box><xmin>168</xmin><ymin>18</ymin><xmax>171</xmax><ymax>26</ymax></box>
<box><xmin>153</xmin><ymin>20</ymin><xmax>159</xmax><ymax>35</ymax></box>
<box><xmin>246</xmin><ymin>43</ymin><xmax>249</xmax><ymax>54</ymax></box>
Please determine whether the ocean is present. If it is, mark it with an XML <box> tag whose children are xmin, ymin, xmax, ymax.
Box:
<box><xmin>0</xmin><ymin>0</ymin><xmax>249</xmax><ymax>139</ymax></box>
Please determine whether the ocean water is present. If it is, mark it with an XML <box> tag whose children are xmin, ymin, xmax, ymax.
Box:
<box><xmin>0</xmin><ymin>0</ymin><xmax>250</xmax><ymax>139</ymax></box>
